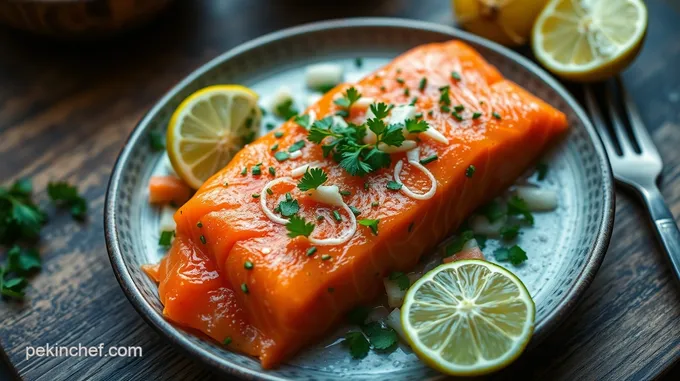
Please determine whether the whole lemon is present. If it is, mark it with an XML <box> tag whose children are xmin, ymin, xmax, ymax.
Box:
<box><xmin>453</xmin><ymin>0</ymin><xmax>549</xmax><ymax>46</ymax></box>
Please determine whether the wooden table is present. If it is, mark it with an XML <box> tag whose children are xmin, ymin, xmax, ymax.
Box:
<box><xmin>1</xmin><ymin>1</ymin><xmax>679</xmax><ymax>380</ymax></box>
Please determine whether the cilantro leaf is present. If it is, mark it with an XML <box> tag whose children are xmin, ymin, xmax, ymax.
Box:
<box><xmin>344</xmin><ymin>331</ymin><xmax>370</xmax><ymax>359</ymax></box>
<box><xmin>347</xmin><ymin>306</ymin><xmax>370</xmax><ymax>325</ymax></box>
<box><xmin>333</xmin><ymin>87</ymin><xmax>362</xmax><ymax>109</ymax></box>
<box><xmin>0</xmin><ymin>273</ymin><xmax>27</xmax><ymax>299</ymax></box>
<box><xmin>294</xmin><ymin>114</ymin><xmax>312</xmax><ymax>129</ymax></box>
<box><xmin>494</xmin><ymin>245</ymin><xmax>527</xmax><ymax>265</ymax></box>
<box><xmin>275</xmin><ymin>99</ymin><xmax>298</xmax><ymax>120</ymax></box>
<box><xmin>366</xmin><ymin>118</ymin><xmax>387</xmax><ymax>136</ymax></box>
<box><xmin>362</xmin><ymin>322</ymin><xmax>398</xmax><ymax>351</ymax></box>
<box><xmin>148</xmin><ymin>130</ymin><xmax>165</xmax><ymax>151</ymax></box>
<box><xmin>47</xmin><ymin>182</ymin><xmax>87</xmax><ymax>220</ymax></box>
<box><xmin>288</xmin><ymin>140</ymin><xmax>306</xmax><ymax>153</ymax></box>
<box><xmin>363</xmin><ymin>148</ymin><xmax>391</xmax><ymax>172</ymax></box>
<box><xmin>446</xmin><ymin>230</ymin><xmax>475</xmax><ymax>256</ymax></box>
<box><xmin>478</xmin><ymin>200</ymin><xmax>504</xmax><ymax>223</ymax></box>
<box><xmin>369</xmin><ymin>102</ymin><xmax>390</xmax><ymax>119</ymax></box>
<box><xmin>340</xmin><ymin>149</ymin><xmax>372</xmax><ymax>177</ymax></box>
<box><xmin>10</xmin><ymin>178</ymin><xmax>32</xmax><ymax>197</ymax></box>
<box><xmin>278</xmin><ymin>198</ymin><xmax>299</xmax><ymax>217</ymax></box>
<box><xmin>286</xmin><ymin>215</ymin><xmax>314</xmax><ymax>238</ymax></box>
<box><xmin>307</xmin><ymin>117</ymin><xmax>339</xmax><ymax>144</ymax></box>
<box><xmin>404</xmin><ymin>119</ymin><xmax>429</xmax><ymax>134</ymax></box>
<box><xmin>500</xmin><ymin>223</ymin><xmax>520</xmax><ymax>240</ymax></box>
<box><xmin>297</xmin><ymin>168</ymin><xmax>328</xmax><ymax>191</ymax></box>
<box><xmin>507</xmin><ymin>196</ymin><xmax>534</xmax><ymax>225</ymax></box>
<box><xmin>386</xmin><ymin>181</ymin><xmax>402</xmax><ymax>191</ymax></box>
<box><xmin>379</xmin><ymin>124</ymin><xmax>406</xmax><ymax>147</ymax></box>
<box><xmin>358</xmin><ymin>219</ymin><xmax>379</xmax><ymax>236</ymax></box>
<box><xmin>388</xmin><ymin>272</ymin><xmax>410</xmax><ymax>290</ymax></box>
<box><xmin>10</xmin><ymin>201</ymin><xmax>44</xmax><ymax>238</ymax></box>
<box><xmin>159</xmin><ymin>230</ymin><xmax>174</xmax><ymax>247</ymax></box>
<box><xmin>7</xmin><ymin>245</ymin><xmax>41</xmax><ymax>275</ymax></box>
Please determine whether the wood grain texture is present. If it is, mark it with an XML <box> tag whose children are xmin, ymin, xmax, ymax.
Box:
<box><xmin>0</xmin><ymin>0</ymin><xmax>679</xmax><ymax>380</ymax></box>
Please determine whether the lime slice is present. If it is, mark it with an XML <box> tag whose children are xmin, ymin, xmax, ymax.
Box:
<box><xmin>166</xmin><ymin>85</ymin><xmax>261</xmax><ymax>189</ymax></box>
<box><xmin>532</xmin><ymin>0</ymin><xmax>647</xmax><ymax>82</ymax></box>
<box><xmin>401</xmin><ymin>260</ymin><xmax>535</xmax><ymax>376</ymax></box>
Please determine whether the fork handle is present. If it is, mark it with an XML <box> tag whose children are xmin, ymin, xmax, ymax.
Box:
<box><xmin>640</xmin><ymin>186</ymin><xmax>680</xmax><ymax>282</ymax></box>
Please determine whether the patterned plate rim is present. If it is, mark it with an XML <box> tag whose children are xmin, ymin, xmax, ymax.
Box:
<box><xmin>104</xmin><ymin>17</ymin><xmax>615</xmax><ymax>380</ymax></box>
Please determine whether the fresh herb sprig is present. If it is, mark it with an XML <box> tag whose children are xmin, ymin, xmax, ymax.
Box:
<box><xmin>286</xmin><ymin>215</ymin><xmax>315</xmax><ymax>238</ymax></box>
<box><xmin>297</xmin><ymin>168</ymin><xmax>327</xmax><ymax>191</ymax></box>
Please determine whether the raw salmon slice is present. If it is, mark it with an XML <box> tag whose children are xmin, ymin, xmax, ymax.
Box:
<box><xmin>145</xmin><ymin>40</ymin><xmax>568</xmax><ymax>368</ymax></box>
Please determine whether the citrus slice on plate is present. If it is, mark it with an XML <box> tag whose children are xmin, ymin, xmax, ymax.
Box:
<box><xmin>532</xmin><ymin>0</ymin><xmax>648</xmax><ymax>82</ymax></box>
<box><xmin>166</xmin><ymin>85</ymin><xmax>261</xmax><ymax>189</ymax></box>
<box><xmin>401</xmin><ymin>260</ymin><xmax>535</xmax><ymax>376</ymax></box>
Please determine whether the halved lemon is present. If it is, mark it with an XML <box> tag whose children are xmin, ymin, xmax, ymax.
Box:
<box><xmin>532</xmin><ymin>0</ymin><xmax>647</xmax><ymax>82</ymax></box>
<box><xmin>166</xmin><ymin>85</ymin><xmax>261</xmax><ymax>189</ymax></box>
<box><xmin>401</xmin><ymin>260</ymin><xmax>535</xmax><ymax>376</ymax></box>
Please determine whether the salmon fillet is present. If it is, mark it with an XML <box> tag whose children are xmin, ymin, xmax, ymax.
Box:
<box><xmin>143</xmin><ymin>40</ymin><xmax>568</xmax><ymax>368</ymax></box>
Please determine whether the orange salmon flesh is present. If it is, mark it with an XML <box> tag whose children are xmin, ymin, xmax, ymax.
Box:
<box><xmin>143</xmin><ymin>40</ymin><xmax>568</xmax><ymax>368</ymax></box>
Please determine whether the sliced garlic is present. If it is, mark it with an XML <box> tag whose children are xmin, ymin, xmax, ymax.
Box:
<box><xmin>305</xmin><ymin>63</ymin><xmax>344</xmax><ymax>91</ymax></box>
<box><xmin>308</xmin><ymin>185</ymin><xmax>344</xmax><ymax>207</ymax></box>
<box><xmin>421</xmin><ymin>126</ymin><xmax>449</xmax><ymax>144</ymax></box>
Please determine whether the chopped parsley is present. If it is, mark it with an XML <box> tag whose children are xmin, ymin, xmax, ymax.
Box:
<box><xmin>306</xmin><ymin>247</ymin><xmax>317</xmax><ymax>257</ymax></box>
<box><xmin>451</xmin><ymin>71</ymin><xmax>462</xmax><ymax>81</ymax></box>
<box><xmin>297</xmin><ymin>168</ymin><xmax>327</xmax><ymax>191</ymax></box>
<box><xmin>500</xmin><ymin>223</ymin><xmax>520</xmax><ymax>240</ymax></box>
<box><xmin>388</xmin><ymin>272</ymin><xmax>410</xmax><ymax>290</ymax></box>
<box><xmin>492</xmin><ymin>111</ymin><xmax>502</xmax><ymax>120</ymax></box>
<box><xmin>439</xmin><ymin>85</ymin><xmax>451</xmax><ymax>106</ymax></box>
<box><xmin>465</xmin><ymin>165</ymin><xmax>476</xmax><ymax>178</ymax></box>
<box><xmin>266</xmin><ymin>188</ymin><xmax>274</xmax><ymax>196</ymax></box>
<box><xmin>274</xmin><ymin>151</ymin><xmax>290</xmax><ymax>162</ymax></box>
<box><xmin>349</xmin><ymin>206</ymin><xmax>361</xmax><ymax>216</ymax></box>
<box><xmin>347</xmin><ymin>306</ymin><xmax>370</xmax><ymax>325</ymax></box>
<box><xmin>270</xmin><ymin>143</ymin><xmax>279</xmax><ymax>151</ymax></box>
<box><xmin>494</xmin><ymin>245</ymin><xmax>527</xmax><ymax>265</ymax></box>
<box><xmin>396</xmin><ymin>78</ymin><xmax>405</xmax><ymax>85</ymax></box>
<box><xmin>269</xmin><ymin>166</ymin><xmax>276</xmax><ymax>176</ymax></box>
<box><xmin>419</xmin><ymin>155</ymin><xmax>438</xmax><ymax>165</ymax></box>
<box><xmin>355</xmin><ymin>57</ymin><xmax>363</xmax><ymax>67</ymax></box>
<box><xmin>294</xmin><ymin>114</ymin><xmax>312</xmax><ymax>129</ymax></box>
<box><xmin>332</xmin><ymin>210</ymin><xmax>342</xmax><ymax>222</ymax></box>
<box><xmin>266</xmin><ymin>122</ymin><xmax>276</xmax><ymax>130</ymax></box>
<box><xmin>472</xmin><ymin>111</ymin><xmax>482</xmax><ymax>119</ymax></box>
<box><xmin>419</xmin><ymin>77</ymin><xmax>427</xmax><ymax>91</ymax></box>
<box><xmin>358</xmin><ymin>219</ymin><xmax>379</xmax><ymax>235</ymax></box>
<box><xmin>286</xmin><ymin>215</ymin><xmax>314</xmax><ymax>238</ymax></box>
<box><xmin>454</xmin><ymin>105</ymin><xmax>465</xmax><ymax>112</ymax></box>
<box><xmin>251</xmin><ymin>193</ymin><xmax>260</xmax><ymax>198</ymax></box>
<box><xmin>446</xmin><ymin>230</ymin><xmax>474</xmax><ymax>256</ymax></box>
<box><xmin>452</xmin><ymin>112</ymin><xmax>463</xmax><ymax>121</ymax></box>
<box><xmin>404</xmin><ymin>119</ymin><xmax>429</xmax><ymax>133</ymax></box>
<box><xmin>240</xmin><ymin>167</ymin><xmax>247</xmax><ymax>176</ymax></box>
<box><xmin>159</xmin><ymin>230</ymin><xmax>174</xmax><ymax>247</ymax></box>
<box><xmin>333</xmin><ymin>87</ymin><xmax>362</xmax><ymax>110</ymax></box>
<box><xmin>199</xmin><ymin>235</ymin><xmax>207</xmax><ymax>244</ymax></box>
<box><xmin>536</xmin><ymin>162</ymin><xmax>549</xmax><ymax>180</ymax></box>
<box><xmin>386</xmin><ymin>181</ymin><xmax>402</xmax><ymax>191</ymax></box>
<box><xmin>321</xmin><ymin>254</ymin><xmax>332</xmax><ymax>261</ymax></box>
<box><xmin>288</xmin><ymin>140</ymin><xmax>306</xmax><ymax>153</ymax></box>
<box><xmin>507</xmin><ymin>196</ymin><xmax>534</xmax><ymax>225</ymax></box>
<box><xmin>278</xmin><ymin>196</ymin><xmax>299</xmax><ymax>217</ymax></box>
<box><xmin>274</xmin><ymin>131</ymin><xmax>284</xmax><ymax>138</ymax></box>
<box><xmin>148</xmin><ymin>130</ymin><xmax>165</xmax><ymax>151</ymax></box>
<box><xmin>47</xmin><ymin>182</ymin><xmax>88</xmax><ymax>220</ymax></box>
<box><xmin>478</xmin><ymin>200</ymin><xmax>504</xmax><ymax>223</ymax></box>
<box><xmin>197</xmin><ymin>221</ymin><xmax>203</xmax><ymax>228</ymax></box>
<box><xmin>241</xmin><ymin>283</ymin><xmax>249</xmax><ymax>294</ymax></box>
<box><xmin>404</xmin><ymin>88</ymin><xmax>410</xmax><ymax>97</ymax></box>
<box><xmin>244</xmin><ymin>260</ymin><xmax>254</xmax><ymax>270</ymax></box>
<box><xmin>340</xmin><ymin>190</ymin><xmax>351</xmax><ymax>196</ymax></box>
<box><xmin>371</xmin><ymin>201</ymin><xmax>379</xmax><ymax>208</ymax></box>
<box><xmin>275</xmin><ymin>99</ymin><xmax>298</xmax><ymax>120</ymax></box>
<box><xmin>344</xmin><ymin>331</ymin><xmax>370</xmax><ymax>359</ymax></box>
<box><xmin>251</xmin><ymin>165</ymin><xmax>262</xmax><ymax>176</ymax></box>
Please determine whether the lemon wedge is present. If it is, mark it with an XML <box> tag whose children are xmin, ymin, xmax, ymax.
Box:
<box><xmin>166</xmin><ymin>85</ymin><xmax>261</xmax><ymax>189</ymax></box>
<box><xmin>401</xmin><ymin>260</ymin><xmax>535</xmax><ymax>376</ymax></box>
<box><xmin>532</xmin><ymin>0</ymin><xmax>647</xmax><ymax>82</ymax></box>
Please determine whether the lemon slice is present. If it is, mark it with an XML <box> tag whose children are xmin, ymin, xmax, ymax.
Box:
<box><xmin>167</xmin><ymin>85</ymin><xmax>261</xmax><ymax>188</ymax></box>
<box><xmin>532</xmin><ymin>0</ymin><xmax>647</xmax><ymax>82</ymax></box>
<box><xmin>401</xmin><ymin>260</ymin><xmax>535</xmax><ymax>376</ymax></box>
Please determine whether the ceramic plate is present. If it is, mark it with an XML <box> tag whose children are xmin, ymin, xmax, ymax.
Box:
<box><xmin>105</xmin><ymin>18</ymin><xmax>614</xmax><ymax>381</ymax></box>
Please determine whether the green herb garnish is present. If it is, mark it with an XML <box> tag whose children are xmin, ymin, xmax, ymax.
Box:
<box><xmin>294</xmin><ymin>114</ymin><xmax>312</xmax><ymax>129</ymax></box>
<box><xmin>344</xmin><ymin>331</ymin><xmax>370</xmax><ymax>359</ymax></box>
<box><xmin>274</xmin><ymin>151</ymin><xmax>290</xmax><ymax>162</ymax></box>
<box><xmin>278</xmin><ymin>197</ymin><xmax>299</xmax><ymax>217</ymax></box>
<box><xmin>306</xmin><ymin>247</ymin><xmax>317</xmax><ymax>257</ymax></box>
<box><xmin>297</xmin><ymin>168</ymin><xmax>327</xmax><ymax>191</ymax></box>
<box><xmin>148</xmin><ymin>130</ymin><xmax>165</xmax><ymax>151</ymax></box>
<box><xmin>241</xmin><ymin>283</ymin><xmax>249</xmax><ymax>294</ymax></box>
<box><xmin>355</xmin><ymin>57</ymin><xmax>363</xmax><ymax>67</ymax></box>
<box><xmin>47</xmin><ymin>182</ymin><xmax>87</xmax><ymax>220</ymax></box>
<box><xmin>223</xmin><ymin>337</ymin><xmax>232</xmax><ymax>345</ymax></box>
<box><xmin>244</xmin><ymin>260</ymin><xmax>254</xmax><ymax>270</ymax></box>
<box><xmin>321</xmin><ymin>254</ymin><xmax>332</xmax><ymax>261</ymax></box>
<box><xmin>286</xmin><ymin>215</ymin><xmax>314</xmax><ymax>238</ymax></box>
<box><xmin>472</xmin><ymin>112</ymin><xmax>482</xmax><ymax>119</ymax></box>
<box><xmin>419</xmin><ymin>155</ymin><xmax>438</xmax><ymax>165</ymax></box>
<box><xmin>451</xmin><ymin>71</ymin><xmax>462</xmax><ymax>81</ymax></box>
<box><xmin>199</xmin><ymin>235</ymin><xmax>207</xmax><ymax>244</ymax></box>
<box><xmin>269</xmin><ymin>166</ymin><xmax>276</xmax><ymax>176</ymax></box>
<box><xmin>419</xmin><ymin>77</ymin><xmax>427</xmax><ymax>91</ymax></box>
<box><xmin>494</xmin><ymin>245</ymin><xmax>527</xmax><ymax>265</ymax></box>
<box><xmin>492</xmin><ymin>111</ymin><xmax>502</xmax><ymax>120</ymax></box>
<box><xmin>252</xmin><ymin>165</ymin><xmax>262</xmax><ymax>176</ymax></box>
<box><xmin>500</xmin><ymin>224</ymin><xmax>520</xmax><ymax>240</ymax></box>
<box><xmin>404</xmin><ymin>119</ymin><xmax>429</xmax><ymax>133</ymax></box>
<box><xmin>507</xmin><ymin>196</ymin><xmax>534</xmax><ymax>225</ymax></box>
<box><xmin>159</xmin><ymin>230</ymin><xmax>174</xmax><ymax>247</ymax></box>
<box><xmin>446</xmin><ymin>230</ymin><xmax>474</xmax><ymax>256</ymax></box>
<box><xmin>358</xmin><ymin>219</ymin><xmax>379</xmax><ymax>235</ymax></box>
<box><xmin>288</xmin><ymin>140</ymin><xmax>306</xmax><ymax>153</ymax></box>
<box><xmin>275</xmin><ymin>99</ymin><xmax>298</xmax><ymax>120</ymax></box>
<box><xmin>274</xmin><ymin>131</ymin><xmax>284</xmax><ymax>138</ymax></box>
<box><xmin>388</xmin><ymin>272</ymin><xmax>410</xmax><ymax>290</ymax></box>
<box><xmin>333</xmin><ymin>87</ymin><xmax>362</xmax><ymax>110</ymax></box>
<box><xmin>332</xmin><ymin>210</ymin><xmax>342</xmax><ymax>222</ymax></box>
<box><xmin>465</xmin><ymin>165</ymin><xmax>476</xmax><ymax>178</ymax></box>
<box><xmin>536</xmin><ymin>162</ymin><xmax>549</xmax><ymax>180</ymax></box>
<box><xmin>386</xmin><ymin>181</ymin><xmax>402</xmax><ymax>191</ymax></box>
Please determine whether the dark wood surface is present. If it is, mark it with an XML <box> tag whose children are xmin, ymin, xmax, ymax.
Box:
<box><xmin>1</xmin><ymin>1</ymin><xmax>679</xmax><ymax>380</ymax></box>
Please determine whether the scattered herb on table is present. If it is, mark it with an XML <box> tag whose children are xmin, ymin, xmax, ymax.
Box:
<box><xmin>47</xmin><ymin>181</ymin><xmax>88</xmax><ymax>221</ymax></box>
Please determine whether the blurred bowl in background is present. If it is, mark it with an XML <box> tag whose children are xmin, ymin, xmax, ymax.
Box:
<box><xmin>0</xmin><ymin>0</ymin><xmax>173</xmax><ymax>38</ymax></box>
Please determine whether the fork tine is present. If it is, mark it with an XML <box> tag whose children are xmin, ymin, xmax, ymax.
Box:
<box><xmin>604</xmin><ymin>84</ymin><xmax>636</xmax><ymax>154</ymax></box>
<box><xmin>616</xmin><ymin>76</ymin><xmax>661</xmax><ymax>160</ymax></box>
<box><xmin>584</xmin><ymin>86</ymin><xmax>618</xmax><ymax>156</ymax></box>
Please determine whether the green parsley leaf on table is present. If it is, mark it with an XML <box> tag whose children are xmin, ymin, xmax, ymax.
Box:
<box><xmin>148</xmin><ymin>130</ymin><xmax>165</xmax><ymax>151</ymax></box>
<box><xmin>494</xmin><ymin>245</ymin><xmax>528</xmax><ymax>265</ymax></box>
<box><xmin>0</xmin><ymin>178</ymin><xmax>45</xmax><ymax>243</ymax></box>
<box><xmin>362</xmin><ymin>321</ymin><xmax>399</xmax><ymax>351</ymax></box>
<box><xmin>47</xmin><ymin>181</ymin><xmax>88</xmax><ymax>220</ymax></box>
<box><xmin>275</xmin><ymin>99</ymin><xmax>298</xmax><ymax>120</ymax></box>
<box><xmin>333</xmin><ymin>87</ymin><xmax>362</xmax><ymax>110</ymax></box>
<box><xmin>507</xmin><ymin>196</ymin><xmax>534</xmax><ymax>225</ymax></box>
<box><xmin>344</xmin><ymin>331</ymin><xmax>370</xmax><ymax>359</ymax></box>
<box><xmin>446</xmin><ymin>230</ymin><xmax>475</xmax><ymax>256</ymax></box>
<box><xmin>297</xmin><ymin>168</ymin><xmax>328</xmax><ymax>191</ymax></box>
<box><xmin>347</xmin><ymin>306</ymin><xmax>371</xmax><ymax>325</ymax></box>
<box><xmin>286</xmin><ymin>215</ymin><xmax>314</xmax><ymax>238</ymax></box>
<box><xmin>358</xmin><ymin>219</ymin><xmax>380</xmax><ymax>236</ymax></box>
<box><xmin>388</xmin><ymin>271</ymin><xmax>410</xmax><ymax>291</ymax></box>
<box><xmin>404</xmin><ymin>118</ymin><xmax>429</xmax><ymax>134</ymax></box>
<box><xmin>1</xmin><ymin>245</ymin><xmax>42</xmax><ymax>299</ymax></box>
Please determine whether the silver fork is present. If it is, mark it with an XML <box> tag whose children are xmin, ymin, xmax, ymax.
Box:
<box><xmin>585</xmin><ymin>76</ymin><xmax>680</xmax><ymax>281</ymax></box>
